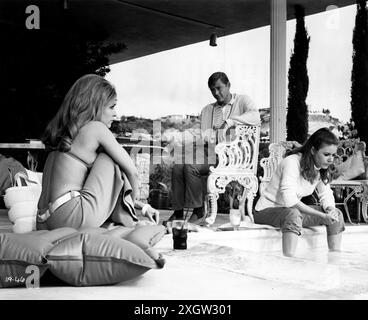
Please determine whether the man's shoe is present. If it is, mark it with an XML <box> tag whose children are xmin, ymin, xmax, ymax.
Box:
<box><xmin>188</xmin><ymin>206</ymin><xmax>205</xmax><ymax>223</ymax></box>
<box><xmin>171</xmin><ymin>209</ymin><xmax>184</xmax><ymax>220</ymax></box>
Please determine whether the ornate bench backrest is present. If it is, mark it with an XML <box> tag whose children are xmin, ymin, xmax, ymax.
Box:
<box><xmin>259</xmin><ymin>141</ymin><xmax>301</xmax><ymax>195</ymax></box>
<box><xmin>332</xmin><ymin>138</ymin><xmax>368</xmax><ymax>179</ymax></box>
<box><xmin>210</xmin><ymin>124</ymin><xmax>261</xmax><ymax>175</ymax></box>
<box><xmin>205</xmin><ymin>124</ymin><xmax>261</xmax><ymax>225</ymax></box>
<box><xmin>335</xmin><ymin>139</ymin><xmax>365</xmax><ymax>162</ymax></box>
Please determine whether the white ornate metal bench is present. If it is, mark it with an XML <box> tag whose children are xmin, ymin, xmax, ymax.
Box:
<box><xmin>259</xmin><ymin>139</ymin><xmax>368</xmax><ymax>224</ymax></box>
<box><xmin>330</xmin><ymin>139</ymin><xmax>368</xmax><ymax>224</ymax></box>
<box><xmin>204</xmin><ymin>124</ymin><xmax>261</xmax><ymax>226</ymax></box>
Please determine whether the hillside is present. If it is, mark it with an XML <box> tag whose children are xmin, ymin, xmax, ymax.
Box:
<box><xmin>259</xmin><ymin>108</ymin><xmax>345</xmax><ymax>139</ymax></box>
<box><xmin>113</xmin><ymin>109</ymin><xmax>346</xmax><ymax>143</ymax></box>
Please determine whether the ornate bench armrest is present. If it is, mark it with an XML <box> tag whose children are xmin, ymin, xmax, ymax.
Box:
<box><xmin>259</xmin><ymin>141</ymin><xmax>301</xmax><ymax>196</ymax></box>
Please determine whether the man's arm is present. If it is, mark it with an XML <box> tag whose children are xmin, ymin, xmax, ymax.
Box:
<box><xmin>228</xmin><ymin>95</ymin><xmax>261</xmax><ymax>126</ymax></box>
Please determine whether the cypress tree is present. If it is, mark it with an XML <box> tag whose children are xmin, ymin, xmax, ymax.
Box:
<box><xmin>351</xmin><ymin>0</ymin><xmax>368</xmax><ymax>144</ymax></box>
<box><xmin>287</xmin><ymin>5</ymin><xmax>310</xmax><ymax>143</ymax></box>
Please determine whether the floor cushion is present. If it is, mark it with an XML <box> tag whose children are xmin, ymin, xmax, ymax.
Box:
<box><xmin>79</xmin><ymin>224</ymin><xmax>167</xmax><ymax>249</ymax></box>
<box><xmin>1</xmin><ymin>224</ymin><xmax>166</xmax><ymax>287</ymax></box>
<box><xmin>79</xmin><ymin>224</ymin><xmax>167</xmax><ymax>264</ymax></box>
<box><xmin>121</xmin><ymin>225</ymin><xmax>167</xmax><ymax>262</ymax></box>
<box><xmin>46</xmin><ymin>230</ymin><xmax>165</xmax><ymax>286</ymax></box>
<box><xmin>0</xmin><ymin>227</ymin><xmax>76</xmax><ymax>288</ymax></box>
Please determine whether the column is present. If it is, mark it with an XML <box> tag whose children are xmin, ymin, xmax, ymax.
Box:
<box><xmin>270</xmin><ymin>0</ymin><xmax>287</xmax><ymax>143</ymax></box>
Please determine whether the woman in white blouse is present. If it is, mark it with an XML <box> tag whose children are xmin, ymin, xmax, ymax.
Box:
<box><xmin>254</xmin><ymin>128</ymin><xmax>345</xmax><ymax>257</ymax></box>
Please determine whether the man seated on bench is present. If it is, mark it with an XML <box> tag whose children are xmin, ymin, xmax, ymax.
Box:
<box><xmin>167</xmin><ymin>72</ymin><xmax>260</xmax><ymax>224</ymax></box>
<box><xmin>254</xmin><ymin>128</ymin><xmax>345</xmax><ymax>257</ymax></box>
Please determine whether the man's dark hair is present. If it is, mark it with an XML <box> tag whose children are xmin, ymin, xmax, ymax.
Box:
<box><xmin>208</xmin><ymin>72</ymin><xmax>230</xmax><ymax>87</ymax></box>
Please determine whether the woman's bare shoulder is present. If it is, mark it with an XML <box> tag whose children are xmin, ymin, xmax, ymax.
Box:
<box><xmin>70</xmin><ymin>122</ymin><xmax>105</xmax><ymax>156</ymax></box>
<box><xmin>78</xmin><ymin>121</ymin><xmax>109</xmax><ymax>136</ymax></box>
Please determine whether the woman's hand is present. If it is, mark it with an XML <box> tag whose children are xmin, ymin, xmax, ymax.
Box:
<box><xmin>323</xmin><ymin>208</ymin><xmax>339</xmax><ymax>224</ymax></box>
<box><xmin>142</xmin><ymin>204</ymin><xmax>160</xmax><ymax>224</ymax></box>
<box><xmin>146</xmin><ymin>206</ymin><xmax>160</xmax><ymax>224</ymax></box>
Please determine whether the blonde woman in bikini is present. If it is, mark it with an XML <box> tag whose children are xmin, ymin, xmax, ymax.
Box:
<box><xmin>37</xmin><ymin>74</ymin><xmax>159</xmax><ymax>230</ymax></box>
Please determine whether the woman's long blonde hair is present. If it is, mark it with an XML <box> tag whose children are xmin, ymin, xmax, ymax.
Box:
<box><xmin>42</xmin><ymin>74</ymin><xmax>116</xmax><ymax>152</ymax></box>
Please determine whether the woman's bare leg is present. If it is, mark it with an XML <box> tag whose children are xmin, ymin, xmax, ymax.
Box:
<box><xmin>282</xmin><ymin>232</ymin><xmax>298</xmax><ymax>257</ymax></box>
<box><xmin>327</xmin><ymin>233</ymin><xmax>342</xmax><ymax>251</ymax></box>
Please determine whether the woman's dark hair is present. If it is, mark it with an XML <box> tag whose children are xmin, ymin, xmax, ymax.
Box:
<box><xmin>286</xmin><ymin>127</ymin><xmax>339</xmax><ymax>184</ymax></box>
<box><xmin>208</xmin><ymin>72</ymin><xmax>230</xmax><ymax>87</ymax></box>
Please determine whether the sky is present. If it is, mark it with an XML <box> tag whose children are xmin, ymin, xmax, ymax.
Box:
<box><xmin>106</xmin><ymin>4</ymin><xmax>356</xmax><ymax>123</ymax></box>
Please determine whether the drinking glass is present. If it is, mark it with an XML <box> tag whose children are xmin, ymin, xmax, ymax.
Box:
<box><xmin>172</xmin><ymin>220</ymin><xmax>188</xmax><ymax>249</ymax></box>
<box><xmin>229</xmin><ymin>209</ymin><xmax>241</xmax><ymax>231</ymax></box>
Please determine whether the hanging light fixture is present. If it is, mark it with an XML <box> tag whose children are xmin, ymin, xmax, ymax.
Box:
<box><xmin>209</xmin><ymin>31</ymin><xmax>217</xmax><ymax>47</ymax></box>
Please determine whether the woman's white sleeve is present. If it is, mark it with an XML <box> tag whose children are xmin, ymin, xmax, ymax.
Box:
<box><xmin>315</xmin><ymin>181</ymin><xmax>335</xmax><ymax>211</ymax></box>
<box><xmin>280</xmin><ymin>157</ymin><xmax>300</xmax><ymax>207</ymax></box>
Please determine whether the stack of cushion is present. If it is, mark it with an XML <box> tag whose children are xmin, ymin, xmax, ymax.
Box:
<box><xmin>0</xmin><ymin>224</ymin><xmax>166</xmax><ymax>287</ymax></box>
<box><xmin>4</xmin><ymin>183</ymin><xmax>41</xmax><ymax>233</ymax></box>
<box><xmin>3</xmin><ymin>170</ymin><xmax>42</xmax><ymax>233</ymax></box>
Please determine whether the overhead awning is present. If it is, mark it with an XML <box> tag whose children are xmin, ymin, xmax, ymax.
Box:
<box><xmin>0</xmin><ymin>0</ymin><xmax>357</xmax><ymax>64</ymax></box>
